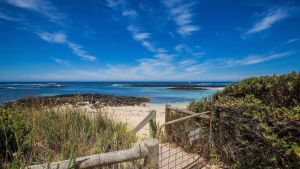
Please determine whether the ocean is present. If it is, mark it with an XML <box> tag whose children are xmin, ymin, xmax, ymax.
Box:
<box><xmin>0</xmin><ymin>82</ymin><xmax>232</xmax><ymax>104</ymax></box>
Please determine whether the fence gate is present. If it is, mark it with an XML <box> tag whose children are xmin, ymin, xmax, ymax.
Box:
<box><xmin>157</xmin><ymin>106</ymin><xmax>211</xmax><ymax>169</ymax></box>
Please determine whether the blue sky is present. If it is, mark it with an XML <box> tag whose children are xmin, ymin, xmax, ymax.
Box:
<box><xmin>0</xmin><ymin>0</ymin><xmax>299</xmax><ymax>81</ymax></box>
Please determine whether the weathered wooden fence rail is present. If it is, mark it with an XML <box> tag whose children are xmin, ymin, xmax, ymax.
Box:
<box><xmin>27</xmin><ymin>138</ymin><xmax>159</xmax><ymax>169</ymax></box>
<box><xmin>132</xmin><ymin>110</ymin><xmax>156</xmax><ymax>134</ymax></box>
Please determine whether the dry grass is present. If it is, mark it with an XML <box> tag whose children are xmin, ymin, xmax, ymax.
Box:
<box><xmin>0</xmin><ymin>103</ymin><xmax>136</xmax><ymax>168</ymax></box>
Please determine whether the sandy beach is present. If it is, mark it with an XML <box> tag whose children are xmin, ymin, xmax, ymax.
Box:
<box><xmin>103</xmin><ymin>102</ymin><xmax>189</xmax><ymax>138</ymax></box>
<box><xmin>54</xmin><ymin>101</ymin><xmax>190</xmax><ymax>138</ymax></box>
<box><xmin>59</xmin><ymin>102</ymin><xmax>190</xmax><ymax>138</ymax></box>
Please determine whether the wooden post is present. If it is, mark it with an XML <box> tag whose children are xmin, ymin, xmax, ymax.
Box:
<box><xmin>149</xmin><ymin>110</ymin><xmax>157</xmax><ymax>137</ymax></box>
<box><xmin>165</xmin><ymin>104</ymin><xmax>171</xmax><ymax>123</ymax></box>
<box><xmin>165</xmin><ymin>104</ymin><xmax>171</xmax><ymax>135</ymax></box>
<box><xmin>143</xmin><ymin>138</ymin><xmax>159</xmax><ymax>168</ymax></box>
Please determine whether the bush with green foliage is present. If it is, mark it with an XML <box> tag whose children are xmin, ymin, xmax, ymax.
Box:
<box><xmin>189</xmin><ymin>71</ymin><xmax>300</xmax><ymax>168</ymax></box>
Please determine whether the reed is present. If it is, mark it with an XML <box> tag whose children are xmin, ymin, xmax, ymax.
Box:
<box><xmin>0</xmin><ymin>102</ymin><xmax>136</xmax><ymax>168</ymax></box>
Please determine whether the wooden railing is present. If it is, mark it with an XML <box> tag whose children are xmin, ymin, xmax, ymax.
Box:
<box><xmin>165</xmin><ymin>105</ymin><xmax>211</xmax><ymax>122</ymax></box>
<box><xmin>27</xmin><ymin>138</ymin><xmax>159</xmax><ymax>169</ymax></box>
<box><xmin>132</xmin><ymin>110</ymin><xmax>156</xmax><ymax>134</ymax></box>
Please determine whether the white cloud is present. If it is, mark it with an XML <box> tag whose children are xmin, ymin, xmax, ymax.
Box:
<box><xmin>5</xmin><ymin>0</ymin><xmax>62</xmax><ymax>21</ymax></box>
<box><xmin>208</xmin><ymin>50</ymin><xmax>295</xmax><ymax>67</ymax></box>
<box><xmin>0</xmin><ymin>11</ymin><xmax>19</xmax><ymax>21</ymax></box>
<box><xmin>37</xmin><ymin>32</ymin><xmax>96</xmax><ymax>61</ymax></box>
<box><xmin>122</xmin><ymin>10</ymin><xmax>138</xmax><ymax>18</ymax></box>
<box><xmin>27</xmin><ymin>50</ymin><xmax>293</xmax><ymax>81</ymax></box>
<box><xmin>174</xmin><ymin>44</ymin><xmax>185</xmax><ymax>52</ymax></box>
<box><xmin>177</xmin><ymin>25</ymin><xmax>199</xmax><ymax>36</ymax></box>
<box><xmin>162</xmin><ymin>0</ymin><xmax>199</xmax><ymax>36</ymax></box>
<box><xmin>239</xmin><ymin>51</ymin><xmax>294</xmax><ymax>65</ymax></box>
<box><xmin>67</xmin><ymin>42</ymin><xmax>96</xmax><ymax>61</ymax></box>
<box><xmin>107</xmin><ymin>1</ymin><xmax>168</xmax><ymax>56</ymax></box>
<box><xmin>174</xmin><ymin>44</ymin><xmax>205</xmax><ymax>57</ymax></box>
<box><xmin>141</xmin><ymin>41</ymin><xmax>156</xmax><ymax>52</ymax></box>
<box><xmin>37</xmin><ymin>32</ymin><xmax>67</xmax><ymax>43</ymax></box>
<box><xmin>179</xmin><ymin>59</ymin><xmax>196</xmax><ymax>66</ymax></box>
<box><xmin>30</xmin><ymin>53</ymin><xmax>208</xmax><ymax>81</ymax></box>
<box><xmin>133</xmin><ymin>32</ymin><xmax>150</xmax><ymax>41</ymax></box>
<box><xmin>127</xmin><ymin>25</ymin><xmax>150</xmax><ymax>41</ymax></box>
<box><xmin>157</xmin><ymin>48</ymin><xmax>167</xmax><ymax>53</ymax></box>
<box><xmin>106</xmin><ymin>0</ymin><xmax>125</xmax><ymax>8</ymax></box>
<box><xmin>246</xmin><ymin>8</ymin><xmax>289</xmax><ymax>35</ymax></box>
<box><xmin>127</xmin><ymin>25</ymin><xmax>164</xmax><ymax>53</ymax></box>
<box><xmin>53</xmin><ymin>58</ymin><xmax>70</xmax><ymax>66</ymax></box>
<box><xmin>285</xmin><ymin>38</ymin><xmax>298</xmax><ymax>44</ymax></box>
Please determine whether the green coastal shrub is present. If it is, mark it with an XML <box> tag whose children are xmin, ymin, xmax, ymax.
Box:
<box><xmin>189</xmin><ymin>71</ymin><xmax>300</xmax><ymax>168</ymax></box>
<box><xmin>222</xmin><ymin>71</ymin><xmax>300</xmax><ymax>107</ymax></box>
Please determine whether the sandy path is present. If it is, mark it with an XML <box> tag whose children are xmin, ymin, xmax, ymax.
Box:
<box><xmin>103</xmin><ymin>103</ymin><xmax>189</xmax><ymax>138</ymax></box>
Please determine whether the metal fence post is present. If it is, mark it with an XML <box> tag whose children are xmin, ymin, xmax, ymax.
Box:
<box><xmin>143</xmin><ymin>138</ymin><xmax>159</xmax><ymax>168</ymax></box>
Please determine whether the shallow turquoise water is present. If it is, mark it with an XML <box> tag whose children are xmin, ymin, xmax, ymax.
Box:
<box><xmin>0</xmin><ymin>82</ymin><xmax>231</xmax><ymax>104</ymax></box>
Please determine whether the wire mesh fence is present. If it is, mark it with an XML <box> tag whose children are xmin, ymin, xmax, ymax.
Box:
<box><xmin>157</xmin><ymin>107</ymin><xmax>211</xmax><ymax>169</ymax></box>
<box><xmin>97</xmin><ymin>159</ymin><xmax>145</xmax><ymax>169</ymax></box>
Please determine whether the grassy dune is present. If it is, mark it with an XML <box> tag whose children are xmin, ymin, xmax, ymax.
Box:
<box><xmin>0</xmin><ymin>104</ymin><xmax>136</xmax><ymax>168</ymax></box>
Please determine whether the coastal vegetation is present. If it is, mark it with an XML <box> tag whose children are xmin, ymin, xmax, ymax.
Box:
<box><xmin>189</xmin><ymin>71</ymin><xmax>300</xmax><ymax>168</ymax></box>
<box><xmin>0</xmin><ymin>96</ymin><xmax>139</xmax><ymax>168</ymax></box>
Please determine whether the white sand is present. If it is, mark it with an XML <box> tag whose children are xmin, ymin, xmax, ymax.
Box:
<box><xmin>61</xmin><ymin>102</ymin><xmax>189</xmax><ymax>138</ymax></box>
<box><xmin>203</xmin><ymin>87</ymin><xmax>225</xmax><ymax>91</ymax></box>
<box><xmin>103</xmin><ymin>102</ymin><xmax>189</xmax><ymax>138</ymax></box>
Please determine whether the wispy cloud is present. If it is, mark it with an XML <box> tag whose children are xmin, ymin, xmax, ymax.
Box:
<box><xmin>106</xmin><ymin>0</ymin><xmax>125</xmax><ymax>8</ymax></box>
<box><xmin>127</xmin><ymin>25</ymin><xmax>150</xmax><ymax>40</ymax></box>
<box><xmin>3</xmin><ymin>0</ymin><xmax>96</xmax><ymax>61</ymax></box>
<box><xmin>37</xmin><ymin>32</ymin><xmax>96</xmax><ymax>61</ymax></box>
<box><xmin>4</xmin><ymin>0</ymin><xmax>62</xmax><ymax>21</ymax></box>
<box><xmin>246</xmin><ymin>8</ymin><xmax>289</xmax><ymax>35</ymax></box>
<box><xmin>122</xmin><ymin>9</ymin><xmax>138</xmax><ymax>18</ymax></box>
<box><xmin>30</xmin><ymin>53</ymin><xmax>208</xmax><ymax>81</ymax></box>
<box><xmin>208</xmin><ymin>50</ymin><xmax>295</xmax><ymax>67</ymax></box>
<box><xmin>37</xmin><ymin>32</ymin><xmax>67</xmax><ymax>43</ymax></box>
<box><xmin>67</xmin><ymin>42</ymin><xmax>96</xmax><ymax>61</ymax></box>
<box><xmin>104</xmin><ymin>0</ymin><xmax>204</xmax><ymax>79</ymax></box>
<box><xmin>133</xmin><ymin>32</ymin><xmax>150</xmax><ymax>41</ymax></box>
<box><xmin>106</xmin><ymin>0</ymin><xmax>170</xmax><ymax>56</ymax></box>
<box><xmin>53</xmin><ymin>58</ymin><xmax>70</xmax><ymax>66</ymax></box>
<box><xmin>127</xmin><ymin>24</ymin><xmax>167</xmax><ymax>54</ymax></box>
<box><xmin>174</xmin><ymin>44</ymin><xmax>205</xmax><ymax>57</ymax></box>
<box><xmin>237</xmin><ymin>50</ymin><xmax>295</xmax><ymax>65</ymax></box>
<box><xmin>0</xmin><ymin>11</ymin><xmax>20</xmax><ymax>21</ymax></box>
<box><xmin>162</xmin><ymin>0</ymin><xmax>199</xmax><ymax>36</ymax></box>
<box><xmin>28</xmin><ymin>50</ymin><xmax>293</xmax><ymax>81</ymax></box>
<box><xmin>285</xmin><ymin>38</ymin><xmax>298</xmax><ymax>44</ymax></box>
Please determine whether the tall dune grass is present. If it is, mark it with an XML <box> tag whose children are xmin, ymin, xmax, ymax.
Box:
<box><xmin>0</xmin><ymin>104</ymin><xmax>136</xmax><ymax>168</ymax></box>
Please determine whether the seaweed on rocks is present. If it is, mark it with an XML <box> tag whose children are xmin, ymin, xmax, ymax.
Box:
<box><xmin>3</xmin><ymin>94</ymin><xmax>150</xmax><ymax>108</ymax></box>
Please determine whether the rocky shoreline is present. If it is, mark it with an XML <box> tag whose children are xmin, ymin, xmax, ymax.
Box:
<box><xmin>3</xmin><ymin>94</ymin><xmax>150</xmax><ymax>108</ymax></box>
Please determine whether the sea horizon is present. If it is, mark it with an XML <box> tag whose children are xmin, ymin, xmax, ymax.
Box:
<box><xmin>0</xmin><ymin>81</ymin><xmax>231</xmax><ymax>104</ymax></box>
